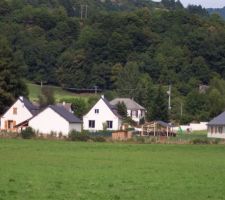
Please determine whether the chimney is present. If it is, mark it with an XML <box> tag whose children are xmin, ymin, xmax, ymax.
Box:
<box><xmin>63</xmin><ymin>101</ymin><xmax>66</xmax><ymax>106</ymax></box>
<box><xmin>19</xmin><ymin>96</ymin><xmax>23</xmax><ymax>101</ymax></box>
<box><xmin>101</xmin><ymin>95</ymin><xmax>104</xmax><ymax>99</ymax></box>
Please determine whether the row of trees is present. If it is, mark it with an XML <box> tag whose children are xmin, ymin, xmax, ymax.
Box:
<box><xmin>1</xmin><ymin>0</ymin><xmax>225</xmax><ymax>123</ymax></box>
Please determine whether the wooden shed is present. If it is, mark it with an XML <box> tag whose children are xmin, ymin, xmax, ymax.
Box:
<box><xmin>141</xmin><ymin>121</ymin><xmax>176</xmax><ymax>137</ymax></box>
<box><xmin>112</xmin><ymin>131</ymin><xmax>133</xmax><ymax>140</ymax></box>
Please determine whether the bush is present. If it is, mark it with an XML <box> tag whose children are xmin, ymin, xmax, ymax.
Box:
<box><xmin>191</xmin><ymin>138</ymin><xmax>210</xmax><ymax>144</ymax></box>
<box><xmin>69</xmin><ymin>130</ymin><xmax>90</xmax><ymax>142</ymax></box>
<box><xmin>212</xmin><ymin>138</ymin><xmax>221</xmax><ymax>144</ymax></box>
<box><xmin>92</xmin><ymin>136</ymin><xmax>106</xmax><ymax>142</ymax></box>
<box><xmin>21</xmin><ymin>127</ymin><xmax>36</xmax><ymax>139</ymax></box>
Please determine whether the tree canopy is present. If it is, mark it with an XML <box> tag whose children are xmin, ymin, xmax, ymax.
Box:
<box><xmin>1</xmin><ymin>0</ymin><xmax>225</xmax><ymax>122</ymax></box>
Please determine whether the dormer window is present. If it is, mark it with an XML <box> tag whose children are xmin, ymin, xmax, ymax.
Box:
<box><xmin>95</xmin><ymin>109</ymin><xmax>99</xmax><ymax>114</ymax></box>
<box><xmin>13</xmin><ymin>107</ymin><xmax>17</xmax><ymax>115</ymax></box>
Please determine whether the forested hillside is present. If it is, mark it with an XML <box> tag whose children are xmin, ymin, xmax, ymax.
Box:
<box><xmin>208</xmin><ymin>7</ymin><xmax>225</xmax><ymax>19</ymax></box>
<box><xmin>1</xmin><ymin>0</ymin><xmax>225</xmax><ymax>123</ymax></box>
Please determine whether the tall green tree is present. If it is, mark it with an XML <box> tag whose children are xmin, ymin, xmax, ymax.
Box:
<box><xmin>38</xmin><ymin>86</ymin><xmax>55</xmax><ymax>108</ymax></box>
<box><xmin>150</xmin><ymin>85</ymin><xmax>169</xmax><ymax>122</ymax></box>
<box><xmin>0</xmin><ymin>36</ymin><xmax>27</xmax><ymax>113</ymax></box>
<box><xmin>115</xmin><ymin>62</ymin><xmax>140</xmax><ymax>98</ymax></box>
<box><xmin>116</xmin><ymin>101</ymin><xmax>127</xmax><ymax>119</ymax></box>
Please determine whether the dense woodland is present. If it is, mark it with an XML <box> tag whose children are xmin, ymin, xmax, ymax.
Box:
<box><xmin>1</xmin><ymin>0</ymin><xmax>225</xmax><ymax>123</ymax></box>
<box><xmin>208</xmin><ymin>7</ymin><xmax>225</xmax><ymax>20</ymax></box>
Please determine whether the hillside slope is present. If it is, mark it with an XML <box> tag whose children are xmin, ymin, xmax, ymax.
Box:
<box><xmin>208</xmin><ymin>7</ymin><xmax>225</xmax><ymax>19</ymax></box>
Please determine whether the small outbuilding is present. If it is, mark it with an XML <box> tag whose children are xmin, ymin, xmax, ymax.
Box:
<box><xmin>208</xmin><ymin>111</ymin><xmax>225</xmax><ymax>139</ymax></box>
<box><xmin>141</xmin><ymin>121</ymin><xmax>175</xmax><ymax>137</ymax></box>
<box><xmin>112</xmin><ymin>131</ymin><xmax>133</xmax><ymax>141</ymax></box>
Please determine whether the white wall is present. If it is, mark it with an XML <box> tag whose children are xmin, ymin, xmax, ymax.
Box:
<box><xmin>189</xmin><ymin>122</ymin><xmax>207</xmax><ymax>131</ymax></box>
<box><xmin>207</xmin><ymin>126</ymin><xmax>225</xmax><ymax>139</ymax></box>
<box><xmin>29</xmin><ymin>107</ymin><xmax>81</xmax><ymax>135</ymax></box>
<box><xmin>69</xmin><ymin>123</ymin><xmax>82</xmax><ymax>132</ymax></box>
<box><xmin>127</xmin><ymin>109</ymin><xmax>145</xmax><ymax>123</ymax></box>
<box><xmin>174</xmin><ymin>122</ymin><xmax>208</xmax><ymax>132</ymax></box>
<box><xmin>83</xmin><ymin>98</ymin><xmax>121</xmax><ymax>131</ymax></box>
<box><xmin>0</xmin><ymin>99</ymin><xmax>33</xmax><ymax>130</ymax></box>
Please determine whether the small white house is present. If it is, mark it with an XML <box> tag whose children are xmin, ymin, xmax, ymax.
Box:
<box><xmin>83</xmin><ymin>96</ymin><xmax>122</xmax><ymax>131</ymax></box>
<box><xmin>207</xmin><ymin>112</ymin><xmax>225</xmax><ymax>139</ymax></box>
<box><xmin>27</xmin><ymin>105</ymin><xmax>82</xmax><ymax>136</ymax></box>
<box><xmin>0</xmin><ymin>96</ymin><xmax>39</xmax><ymax>132</ymax></box>
<box><xmin>110</xmin><ymin>98</ymin><xmax>146</xmax><ymax>124</ymax></box>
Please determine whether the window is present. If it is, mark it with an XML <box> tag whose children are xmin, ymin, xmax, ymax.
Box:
<box><xmin>218</xmin><ymin>126</ymin><xmax>223</xmax><ymax>134</ymax></box>
<box><xmin>13</xmin><ymin>107</ymin><xmax>17</xmax><ymax>115</ymax></box>
<box><xmin>95</xmin><ymin>109</ymin><xmax>99</xmax><ymax>114</ymax></box>
<box><xmin>210</xmin><ymin>127</ymin><xmax>214</xmax><ymax>134</ymax></box>
<box><xmin>89</xmin><ymin>120</ymin><xmax>95</xmax><ymax>128</ymax></box>
<box><xmin>8</xmin><ymin>120</ymin><xmax>14</xmax><ymax>129</ymax></box>
<box><xmin>107</xmin><ymin>121</ymin><xmax>113</xmax><ymax>129</ymax></box>
<box><xmin>136</xmin><ymin>111</ymin><xmax>138</xmax><ymax>118</ymax></box>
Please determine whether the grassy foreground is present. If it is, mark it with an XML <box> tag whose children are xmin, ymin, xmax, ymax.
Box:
<box><xmin>0</xmin><ymin>140</ymin><xmax>225</xmax><ymax>200</ymax></box>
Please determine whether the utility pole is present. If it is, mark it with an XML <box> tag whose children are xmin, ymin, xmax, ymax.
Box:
<box><xmin>180</xmin><ymin>102</ymin><xmax>183</xmax><ymax>117</ymax></box>
<box><xmin>80</xmin><ymin>4</ymin><xmax>83</xmax><ymax>20</ymax></box>
<box><xmin>85</xmin><ymin>4</ymin><xmax>88</xmax><ymax>19</ymax></box>
<box><xmin>167</xmin><ymin>84</ymin><xmax>172</xmax><ymax>111</ymax></box>
<box><xmin>94</xmin><ymin>86</ymin><xmax>98</xmax><ymax>95</ymax></box>
<box><xmin>80</xmin><ymin>4</ymin><xmax>88</xmax><ymax>20</ymax></box>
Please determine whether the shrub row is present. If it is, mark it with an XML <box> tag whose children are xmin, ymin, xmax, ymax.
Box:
<box><xmin>68</xmin><ymin>130</ymin><xmax>106</xmax><ymax>142</ymax></box>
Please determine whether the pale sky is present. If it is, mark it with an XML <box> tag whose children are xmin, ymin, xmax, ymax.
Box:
<box><xmin>152</xmin><ymin>0</ymin><xmax>225</xmax><ymax>8</ymax></box>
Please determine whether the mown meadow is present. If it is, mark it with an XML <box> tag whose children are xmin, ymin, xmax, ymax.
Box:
<box><xmin>0</xmin><ymin>139</ymin><xmax>225</xmax><ymax>200</ymax></box>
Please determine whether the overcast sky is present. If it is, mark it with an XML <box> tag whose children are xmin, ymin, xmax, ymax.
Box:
<box><xmin>152</xmin><ymin>0</ymin><xmax>225</xmax><ymax>8</ymax></box>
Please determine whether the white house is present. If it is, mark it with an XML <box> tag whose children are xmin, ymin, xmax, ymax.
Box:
<box><xmin>207</xmin><ymin>111</ymin><xmax>225</xmax><ymax>139</ymax></box>
<box><xmin>0</xmin><ymin>96</ymin><xmax>39</xmax><ymax>132</ymax></box>
<box><xmin>110</xmin><ymin>98</ymin><xmax>146</xmax><ymax>124</ymax></box>
<box><xmin>83</xmin><ymin>96</ymin><xmax>122</xmax><ymax>131</ymax></box>
<box><xmin>26</xmin><ymin>105</ymin><xmax>82</xmax><ymax>136</ymax></box>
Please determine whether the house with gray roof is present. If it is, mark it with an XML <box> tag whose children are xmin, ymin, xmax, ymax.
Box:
<box><xmin>83</xmin><ymin>96</ymin><xmax>122</xmax><ymax>131</ymax></box>
<box><xmin>208</xmin><ymin>111</ymin><xmax>225</xmax><ymax>139</ymax></box>
<box><xmin>28</xmin><ymin>105</ymin><xmax>82</xmax><ymax>135</ymax></box>
<box><xmin>110</xmin><ymin>98</ymin><xmax>146</xmax><ymax>124</ymax></box>
<box><xmin>0</xmin><ymin>96</ymin><xmax>39</xmax><ymax>132</ymax></box>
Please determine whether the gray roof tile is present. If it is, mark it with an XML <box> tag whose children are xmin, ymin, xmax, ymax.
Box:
<box><xmin>19</xmin><ymin>97</ymin><xmax>39</xmax><ymax>115</ymax></box>
<box><xmin>49</xmin><ymin>105</ymin><xmax>81</xmax><ymax>123</ymax></box>
<box><xmin>110</xmin><ymin>98</ymin><xmax>145</xmax><ymax>110</ymax></box>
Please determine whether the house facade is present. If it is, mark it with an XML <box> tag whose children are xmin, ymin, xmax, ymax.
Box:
<box><xmin>0</xmin><ymin>96</ymin><xmax>39</xmax><ymax>132</ymax></box>
<box><xmin>28</xmin><ymin>105</ymin><xmax>82</xmax><ymax>136</ymax></box>
<box><xmin>208</xmin><ymin>112</ymin><xmax>225</xmax><ymax>139</ymax></box>
<box><xmin>110</xmin><ymin>98</ymin><xmax>146</xmax><ymax>124</ymax></box>
<box><xmin>83</xmin><ymin>97</ymin><xmax>122</xmax><ymax>131</ymax></box>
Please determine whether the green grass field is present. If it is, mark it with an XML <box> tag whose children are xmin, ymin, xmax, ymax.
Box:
<box><xmin>27</xmin><ymin>83</ymin><xmax>96</xmax><ymax>102</ymax></box>
<box><xmin>0</xmin><ymin>140</ymin><xmax>225</xmax><ymax>200</ymax></box>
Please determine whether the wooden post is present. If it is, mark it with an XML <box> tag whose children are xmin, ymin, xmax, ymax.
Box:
<box><xmin>154</xmin><ymin>122</ymin><xmax>156</xmax><ymax>137</ymax></box>
<box><xmin>167</xmin><ymin>126</ymin><xmax>169</xmax><ymax>137</ymax></box>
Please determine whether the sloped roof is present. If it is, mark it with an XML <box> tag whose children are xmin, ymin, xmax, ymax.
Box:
<box><xmin>144</xmin><ymin>121</ymin><xmax>172</xmax><ymax>128</ymax></box>
<box><xmin>15</xmin><ymin>105</ymin><xmax>81</xmax><ymax>128</ymax></box>
<box><xmin>208</xmin><ymin>111</ymin><xmax>225</xmax><ymax>126</ymax></box>
<box><xmin>110</xmin><ymin>98</ymin><xmax>145</xmax><ymax>110</ymax></box>
<box><xmin>56</xmin><ymin>102</ymin><xmax>72</xmax><ymax>112</ymax></box>
<box><xmin>101</xmin><ymin>98</ymin><xmax>121</xmax><ymax>118</ymax></box>
<box><xmin>49</xmin><ymin>105</ymin><xmax>81</xmax><ymax>123</ymax></box>
<box><xmin>156</xmin><ymin>121</ymin><xmax>172</xmax><ymax>128</ymax></box>
<box><xmin>19</xmin><ymin>96</ymin><xmax>39</xmax><ymax>115</ymax></box>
